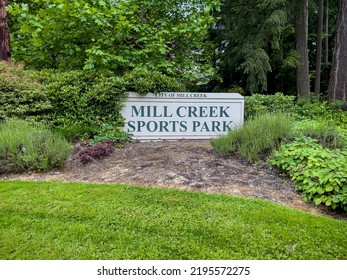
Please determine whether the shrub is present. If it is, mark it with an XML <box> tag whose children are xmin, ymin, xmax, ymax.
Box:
<box><xmin>0</xmin><ymin>119</ymin><xmax>71</xmax><ymax>173</ymax></box>
<box><xmin>293</xmin><ymin>120</ymin><xmax>347</xmax><ymax>149</ymax></box>
<box><xmin>39</xmin><ymin>70</ymin><xmax>128</xmax><ymax>139</ymax></box>
<box><xmin>211</xmin><ymin>112</ymin><xmax>293</xmax><ymax>162</ymax></box>
<box><xmin>90</xmin><ymin>123</ymin><xmax>131</xmax><ymax>144</ymax></box>
<box><xmin>0</xmin><ymin>62</ymin><xmax>52</xmax><ymax>122</ymax></box>
<box><xmin>293</xmin><ymin>99</ymin><xmax>347</xmax><ymax>129</ymax></box>
<box><xmin>245</xmin><ymin>93</ymin><xmax>295</xmax><ymax>120</ymax></box>
<box><xmin>293</xmin><ymin>99</ymin><xmax>331</xmax><ymax>120</ymax></box>
<box><xmin>52</xmin><ymin>125</ymin><xmax>99</xmax><ymax>142</ymax></box>
<box><xmin>123</xmin><ymin>67</ymin><xmax>185</xmax><ymax>95</ymax></box>
<box><xmin>39</xmin><ymin>69</ymin><xmax>184</xmax><ymax>141</ymax></box>
<box><xmin>71</xmin><ymin>140</ymin><xmax>115</xmax><ymax>164</ymax></box>
<box><xmin>1</xmin><ymin>64</ymin><xmax>186</xmax><ymax>142</ymax></box>
<box><xmin>268</xmin><ymin>137</ymin><xmax>347</xmax><ymax>211</ymax></box>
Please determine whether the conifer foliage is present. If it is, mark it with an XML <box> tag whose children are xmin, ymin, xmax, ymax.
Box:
<box><xmin>219</xmin><ymin>0</ymin><xmax>291</xmax><ymax>93</ymax></box>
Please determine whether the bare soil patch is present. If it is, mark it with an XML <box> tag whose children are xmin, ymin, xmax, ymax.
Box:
<box><xmin>1</xmin><ymin>140</ymin><xmax>346</xmax><ymax>220</ymax></box>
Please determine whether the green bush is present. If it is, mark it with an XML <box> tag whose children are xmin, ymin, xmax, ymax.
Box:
<box><xmin>39</xmin><ymin>69</ymin><xmax>184</xmax><ymax>141</ymax></box>
<box><xmin>39</xmin><ymin>70</ymin><xmax>128</xmax><ymax>140</ymax></box>
<box><xmin>245</xmin><ymin>93</ymin><xmax>295</xmax><ymax>120</ymax></box>
<box><xmin>268</xmin><ymin>137</ymin><xmax>347</xmax><ymax>211</ymax></box>
<box><xmin>293</xmin><ymin>119</ymin><xmax>347</xmax><ymax>149</ymax></box>
<box><xmin>293</xmin><ymin>99</ymin><xmax>347</xmax><ymax>129</ymax></box>
<box><xmin>90</xmin><ymin>123</ymin><xmax>131</xmax><ymax>144</ymax></box>
<box><xmin>293</xmin><ymin>99</ymin><xmax>331</xmax><ymax>120</ymax></box>
<box><xmin>123</xmin><ymin>67</ymin><xmax>185</xmax><ymax>95</ymax></box>
<box><xmin>0</xmin><ymin>119</ymin><xmax>71</xmax><ymax>173</ymax></box>
<box><xmin>0</xmin><ymin>63</ymin><xmax>185</xmax><ymax>142</ymax></box>
<box><xmin>245</xmin><ymin>93</ymin><xmax>347</xmax><ymax>129</ymax></box>
<box><xmin>52</xmin><ymin>125</ymin><xmax>99</xmax><ymax>142</ymax></box>
<box><xmin>211</xmin><ymin>112</ymin><xmax>293</xmax><ymax>162</ymax></box>
<box><xmin>0</xmin><ymin>62</ymin><xmax>52</xmax><ymax>122</ymax></box>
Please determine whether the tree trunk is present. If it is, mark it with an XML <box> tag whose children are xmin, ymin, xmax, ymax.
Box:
<box><xmin>325</xmin><ymin>0</ymin><xmax>329</xmax><ymax>64</ymax></box>
<box><xmin>314</xmin><ymin>0</ymin><xmax>324</xmax><ymax>95</ymax></box>
<box><xmin>328</xmin><ymin>0</ymin><xmax>347</xmax><ymax>104</ymax></box>
<box><xmin>0</xmin><ymin>0</ymin><xmax>11</xmax><ymax>61</ymax></box>
<box><xmin>295</xmin><ymin>0</ymin><xmax>310</xmax><ymax>99</ymax></box>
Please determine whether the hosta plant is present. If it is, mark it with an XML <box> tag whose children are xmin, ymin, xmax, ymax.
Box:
<box><xmin>268</xmin><ymin>136</ymin><xmax>347</xmax><ymax>211</ymax></box>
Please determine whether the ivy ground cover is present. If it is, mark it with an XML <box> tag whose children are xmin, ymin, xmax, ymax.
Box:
<box><xmin>0</xmin><ymin>181</ymin><xmax>346</xmax><ymax>260</ymax></box>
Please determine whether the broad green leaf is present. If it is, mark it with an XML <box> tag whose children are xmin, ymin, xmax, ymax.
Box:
<box><xmin>314</xmin><ymin>198</ymin><xmax>322</xmax><ymax>205</ymax></box>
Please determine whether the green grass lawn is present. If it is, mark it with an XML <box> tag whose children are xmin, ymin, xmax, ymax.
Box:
<box><xmin>0</xmin><ymin>180</ymin><xmax>346</xmax><ymax>260</ymax></box>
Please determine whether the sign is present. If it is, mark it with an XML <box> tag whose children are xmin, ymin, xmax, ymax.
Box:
<box><xmin>121</xmin><ymin>92</ymin><xmax>244</xmax><ymax>140</ymax></box>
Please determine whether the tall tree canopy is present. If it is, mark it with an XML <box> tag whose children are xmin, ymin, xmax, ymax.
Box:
<box><xmin>6</xmin><ymin>0</ymin><xmax>345</xmax><ymax>98</ymax></box>
<box><xmin>8</xmin><ymin>0</ymin><xmax>220</xmax><ymax>81</ymax></box>
<box><xmin>218</xmin><ymin>0</ymin><xmax>295</xmax><ymax>93</ymax></box>
<box><xmin>216</xmin><ymin>0</ymin><xmax>339</xmax><ymax>97</ymax></box>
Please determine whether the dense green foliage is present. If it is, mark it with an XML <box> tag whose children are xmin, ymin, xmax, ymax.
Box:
<box><xmin>293</xmin><ymin>119</ymin><xmax>347</xmax><ymax>149</ymax></box>
<box><xmin>123</xmin><ymin>67</ymin><xmax>185</xmax><ymax>95</ymax></box>
<box><xmin>218</xmin><ymin>0</ymin><xmax>292</xmax><ymax>93</ymax></box>
<box><xmin>213</xmin><ymin>94</ymin><xmax>347</xmax><ymax>212</ymax></box>
<box><xmin>209</xmin><ymin>0</ymin><xmax>340</xmax><ymax>96</ymax></box>
<box><xmin>5</xmin><ymin>0</ymin><xmax>343</xmax><ymax>97</ymax></box>
<box><xmin>8</xmin><ymin>0</ymin><xmax>220</xmax><ymax>84</ymax></box>
<box><xmin>1</xmin><ymin>181</ymin><xmax>346</xmax><ymax>260</ymax></box>
<box><xmin>269</xmin><ymin>137</ymin><xmax>347</xmax><ymax>211</ymax></box>
<box><xmin>293</xmin><ymin>98</ymin><xmax>347</xmax><ymax>129</ymax></box>
<box><xmin>0</xmin><ymin>63</ymin><xmax>184</xmax><ymax>141</ymax></box>
<box><xmin>40</xmin><ymin>68</ymin><xmax>184</xmax><ymax>140</ymax></box>
<box><xmin>0</xmin><ymin>119</ymin><xmax>71</xmax><ymax>173</ymax></box>
<box><xmin>245</xmin><ymin>93</ymin><xmax>347</xmax><ymax>129</ymax></box>
<box><xmin>211</xmin><ymin>112</ymin><xmax>293</xmax><ymax>162</ymax></box>
<box><xmin>90</xmin><ymin>123</ymin><xmax>131</xmax><ymax>144</ymax></box>
<box><xmin>39</xmin><ymin>69</ymin><xmax>128</xmax><ymax>140</ymax></box>
<box><xmin>0</xmin><ymin>62</ymin><xmax>51</xmax><ymax>122</ymax></box>
<box><xmin>245</xmin><ymin>93</ymin><xmax>295</xmax><ymax>120</ymax></box>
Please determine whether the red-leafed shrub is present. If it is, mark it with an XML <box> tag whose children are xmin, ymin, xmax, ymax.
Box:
<box><xmin>72</xmin><ymin>140</ymin><xmax>114</xmax><ymax>164</ymax></box>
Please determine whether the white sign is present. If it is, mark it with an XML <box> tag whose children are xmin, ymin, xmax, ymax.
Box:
<box><xmin>121</xmin><ymin>92</ymin><xmax>244</xmax><ymax>140</ymax></box>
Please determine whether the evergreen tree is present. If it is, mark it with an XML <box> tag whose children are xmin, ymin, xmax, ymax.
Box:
<box><xmin>218</xmin><ymin>0</ymin><xmax>294</xmax><ymax>93</ymax></box>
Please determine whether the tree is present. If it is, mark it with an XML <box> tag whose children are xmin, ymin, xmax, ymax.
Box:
<box><xmin>0</xmin><ymin>0</ymin><xmax>11</xmax><ymax>61</ymax></box>
<box><xmin>218</xmin><ymin>0</ymin><xmax>290</xmax><ymax>93</ymax></box>
<box><xmin>7</xmin><ymin>0</ymin><xmax>220</xmax><ymax>83</ymax></box>
<box><xmin>214</xmin><ymin>0</ymin><xmax>341</xmax><ymax>96</ymax></box>
<box><xmin>328</xmin><ymin>0</ymin><xmax>347</xmax><ymax>104</ymax></box>
<box><xmin>295</xmin><ymin>0</ymin><xmax>310</xmax><ymax>99</ymax></box>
